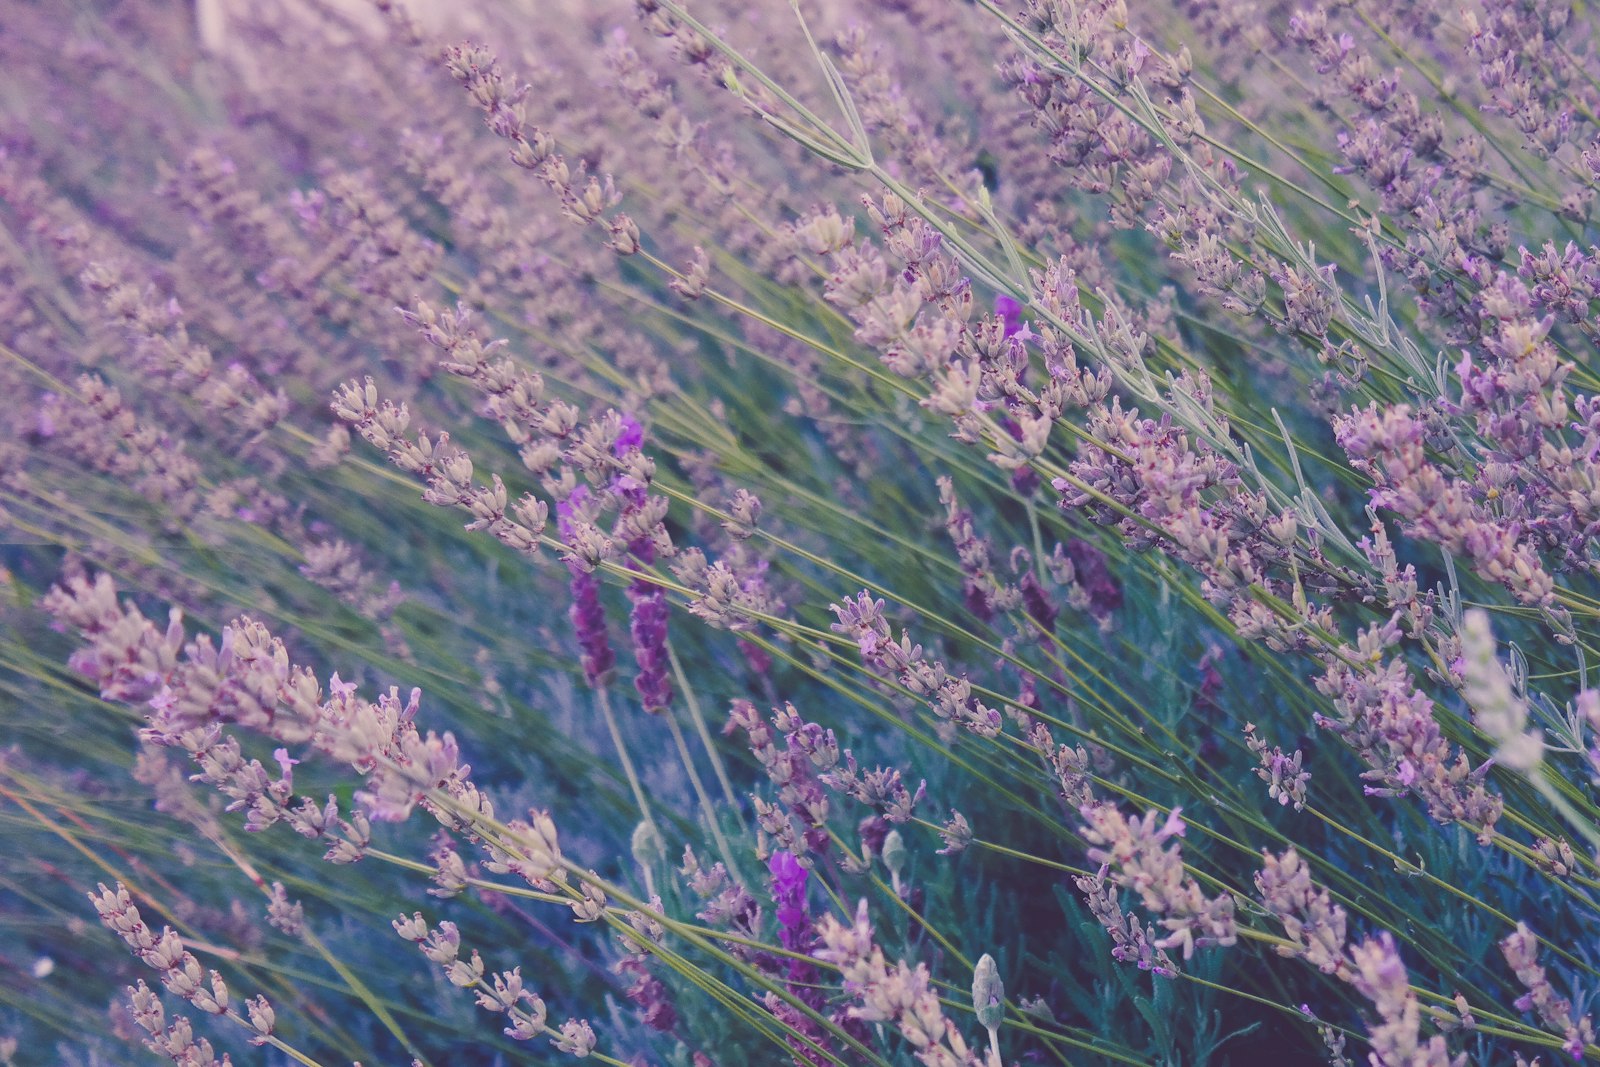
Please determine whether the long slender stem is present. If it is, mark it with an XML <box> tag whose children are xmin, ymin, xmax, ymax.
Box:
<box><xmin>662</xmin><ymin>702</ymin><xmax>740</xmax><ymax>876</ymax></box>
<box><xmin>596</xmin><ymin>686</ymin><xmax>658</xmax><ymax>838</ymax></box>
<box><xmin>668</xmin><ymin>640</ymin><xmax>740</xmax><ymax>809</ymax></box>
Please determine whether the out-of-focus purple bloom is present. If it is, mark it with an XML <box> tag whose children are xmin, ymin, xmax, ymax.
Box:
<box><xmin>768</xmin><ymin>850</ymin><xmax>810</xmax><ymax>952</ymax></box>
<box><xmin>556</xmin><ymin>487</ymin><xmax>616</xmax><ymax>687</ymax></box>
<box><xmin>1066</xmin><ymin>537</ymin><xmax>1123</xmax><ymax>616</ymax></box>
<box><xmin>1019</xmin><ymin>571</ymin><xmax>1058</xmax><ymax>633</ymax></box>
<box><xmin>765</xmin><ymin>850</ymin><xmax>830</xmax><ymax>1062</ymax></box>
<box><xmin>629</xmin><ymin>581</ymin><xmax>672</xmax><ymax>711</ymax></box>
<box><xmin>995</xmin><ymin>293</ymin><xmax>1024</xmax><ymax>337</ymax></box>
<box><xmin>614</xmin><ymin>412</ymin><xmax>644</xmax><ymax>455</ymax></box>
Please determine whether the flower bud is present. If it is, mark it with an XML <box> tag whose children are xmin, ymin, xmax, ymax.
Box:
<box><xmin>631</xmin><ymin>820</ymin><xmax>666</xmax><ymax>872</ymax></box>
<box><xmin>880</xmin><ymin>829</ymin><xmax>907</xmax><ymax>883</ymax></box>
<box><xmin>972</xmin><ymin>952</ymin><xmax>1005</xmax><ymax>1031</ymax></box>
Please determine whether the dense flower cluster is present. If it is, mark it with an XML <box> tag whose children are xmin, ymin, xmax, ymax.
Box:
<box><xmin>5</xmin><ymin>0</ymin><xmax>1600</xmax><ymax>1065</ymax></box>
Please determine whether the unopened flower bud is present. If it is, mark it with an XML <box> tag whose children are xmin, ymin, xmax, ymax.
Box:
<box><xmin>972</xmin><ymin>952</ymin><xmax>1005</xmax><ymax>1030</ymax></box>
<box><xmin>631</xmin><ymin>820</ymin><xmax>666</xmax><ymax>872</ymax></box>
<box><xmin>881</xmin><ymin>829</ymin><xmax>906</xmax><ymax>884</ymax></box>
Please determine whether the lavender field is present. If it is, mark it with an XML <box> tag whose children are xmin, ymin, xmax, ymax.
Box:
<box><xmin>3</xmin><ymin>0</ymin><xmax>1600</xmax><ymax>1063</ymax></box>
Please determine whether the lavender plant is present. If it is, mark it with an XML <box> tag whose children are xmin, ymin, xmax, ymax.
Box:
<box><xmin>4</xmin><ymin>0</ymin><xmax>1600</xmax><ymax>1064</ymax></box>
